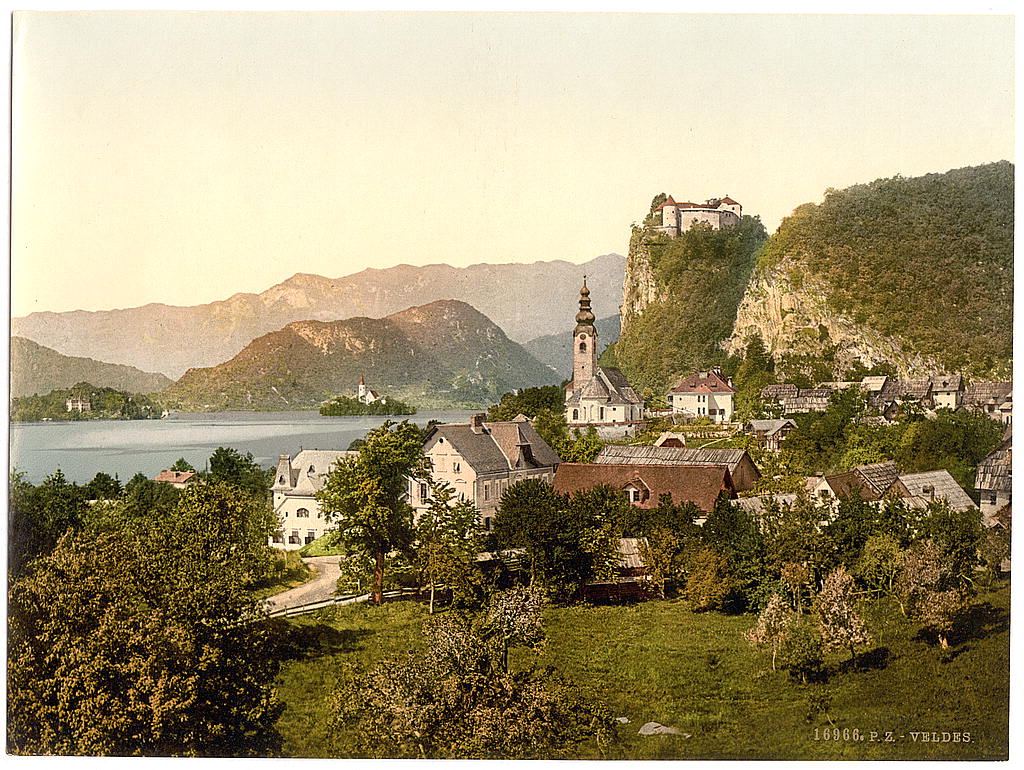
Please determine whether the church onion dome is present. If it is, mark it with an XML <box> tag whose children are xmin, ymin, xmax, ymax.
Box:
<box><xmin>575</xmin><ymin>279</ymin><xmax>596</xmax><ymax>327</ymax></box>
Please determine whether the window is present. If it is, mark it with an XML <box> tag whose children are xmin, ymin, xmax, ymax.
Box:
<box><xmin>305</xmin><ymin>530</ymin><xmax>317</xmax><ymax>545</ymax></box>
<box><xmin>296</xmin><ymin>507</ymin><xmax>309</xmax><ymax>518</ymax></box>
<box><xmin>579</xmin><ymin>342</ymin><xmax>587</xmax><ymax>352</ymax></box>
<box><xmin>572</xmin><ymin>409</ymin><xmax>579</xmax><ymax>421</ymax></box>
<box><xmin>483</xmin><ymin>483</ymin><xmax>490</xmax><ymax>501</ymax></box>
<box><xmin>453</xmin><ymin>462</ymin><xmax>461</xmax><ymax>473</ymax></box>
<box><xmin>272</xmin><ymin>531</ymin><xmax>284</xmax><ymax>544</ymax></box>
<box><xmin>278</xmin><ymin>475</ymin><xmax>285</xmax><ymax>484</ymax></box>
<box><xmin>600</xmin><ymin>407</ymin><xmax>605</xmax><ymax>420</ymax></box>
<box><xmin>308</xmin><ymin>466</ymin><xmax>315</xmax><ymax>474</ymax></box>
<box><xmin>419</xmin><ymin>482</ymin><xmax>429</xmax><ymax>501</ymax></box>
<box><xmin>484</xmin><ymin>516</ymin><xmax>493</xmax><ymax>532</ymax></box>
<box><xmin>288</xmin><ymin>530</ymin><xmax>300</xmax><ymax>545</ymax></box>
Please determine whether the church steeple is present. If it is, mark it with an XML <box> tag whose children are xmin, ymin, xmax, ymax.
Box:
<box><xmin>572</xmin><ymin>277</ymin><xmax>598</xmax><ymax>383</ymax></box>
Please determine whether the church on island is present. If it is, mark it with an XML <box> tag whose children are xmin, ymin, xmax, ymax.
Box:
<box><xmin>564</xmin><ymin>279</ymin><xmax>646</xmax><ymax>439</ymax></box>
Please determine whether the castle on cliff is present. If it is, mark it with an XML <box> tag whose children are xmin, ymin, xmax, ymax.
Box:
<box><xmin>653</xmin><ymin>195</ymin><xmax>742</xmax><ymax>236</ymax></box>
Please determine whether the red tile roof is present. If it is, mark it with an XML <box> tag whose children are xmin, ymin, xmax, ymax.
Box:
<box><xmin>719</xmin><ymin>196</ymin><xmax>740</xmax><ymax>205</ymax></box>
<box><xmin>553</xmin><ymin>462</ymin><xmax>735</xmax><ymax>512</ymax></box>
<box><xmin>154</xmin><ymin>470</ymin><xmax>196</xmax><ymax>484</ymax></box>
<box><xmin>669</xmin><ymin>370</ymin><xmax>736</xmax><ymax>394</ymax></box>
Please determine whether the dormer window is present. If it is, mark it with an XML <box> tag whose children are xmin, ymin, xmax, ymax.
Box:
<box><xmin>308</xmin><ymin>466</ymin><xmax>315</xmax><ymax>474</ymax></box>
<box><xmin>279</xmin><ymin>475</ymin><xmax>285</xmax><ymax>484</ymax></box>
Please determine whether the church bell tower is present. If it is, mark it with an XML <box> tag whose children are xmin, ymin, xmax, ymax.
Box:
<box><xmin>573</xmin><ymin>278</ymin><xmax>598</xmax><ymax>384</ymax></box>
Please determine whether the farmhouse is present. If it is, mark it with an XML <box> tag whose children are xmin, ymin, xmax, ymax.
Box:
<box><xmin>975</xmin><ymin>435</ymin><xmax>1011</xmax><ymax>526</ymax></box>
<box><xmin>553</xmin><ymin>462</ymin><xmax>736</xmax><ymax>516</ymax></box>
<box><xmin>594</xmin><ymin>444</ymin><xmax>761</xmax><ymax>493</ymax></box>
<box><xmin>744</xmin><ymin>418</ymin><xmax>797</xmax><ymax>452</ymax></box>
<box><xmin>413</xmin><ymin>414</ymin><xmax>561</xmax><ymax>531</ymax></box>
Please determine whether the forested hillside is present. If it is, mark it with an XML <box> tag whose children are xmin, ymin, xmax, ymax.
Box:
<box><xmin>615</xmin><ymin>207</ymin><xmax>768</xmax><ymax>398</ymax></box>
<box><xmin>727</xmin><ymin>162</ymin><xmax>1013</xmax><ymax>379</ymax></box>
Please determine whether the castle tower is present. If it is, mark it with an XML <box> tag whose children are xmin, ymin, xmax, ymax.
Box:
<box><xmin>573</xmin><ymin>278</ymin><xmax>598</xmax><ymax>384</ymax></box>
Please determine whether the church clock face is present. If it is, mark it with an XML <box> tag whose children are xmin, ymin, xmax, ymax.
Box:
<box><xmin>579</xmin><ymin>333</ymin><xmax>587</xmax><ymax>340</ymax></box>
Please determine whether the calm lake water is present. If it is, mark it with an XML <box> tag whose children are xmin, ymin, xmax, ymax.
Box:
<box><xmin>9</xmin><ymin>410</ymin><xmax>478</xmax><ymax>485</ymax></box>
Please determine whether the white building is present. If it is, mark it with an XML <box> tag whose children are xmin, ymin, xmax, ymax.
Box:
<box><xmin>270</xmin><ymin>449</ymin><xmax>357</xmax><ymax>549</ymax></box>
<box><xmin>357</xmin><ymin>374</ymin><xmax>382</xmax><ymax>404</ymax></box>
<box><xmin>412</xmin><ymin>414</ymin><xmax>561</xmax><ymax>531</ymax></box>
<box><xmin>667</xmin><ymin>367</ymin><xmax>736</xmax><ymax>423</ymax></box>
<box><xmin>564</xmin><ymin>280</ymin><xmax>645</xmax><ymax>439</ymax></box>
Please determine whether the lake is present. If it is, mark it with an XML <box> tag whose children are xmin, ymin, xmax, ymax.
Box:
<box><xmin>9</xmin><ymin>410</ymin><xmax>478</xmax><ymax>485</ymax></box>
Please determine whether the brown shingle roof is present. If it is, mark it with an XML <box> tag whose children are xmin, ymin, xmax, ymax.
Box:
<box><xmin>553</xmin><ymin>462</ymin><xmax>734</xmax><ymax>512</ymax></box>
<box><xmin>154</xmin><ymin>470</ymin><xmax>196</xmax><ymax>484</ymax></box>
<box><xmin>595</xmin><ymin>444</ymin><xmax>754</xmax><ymax>477</ymax></box>
<box><xmin>854</xmin><ymin>461</ymin><xmax>901</xmax><ymax>496</ymax></box>
<box><xmin>963</xmin><ymin>382</ymin><xmax>1012</xmax><ymax>408</ymax></box>
<box><xmin>975</xmin><ymin>436</ymin><xmax>1012</xmax><ymax>492</ymax></box>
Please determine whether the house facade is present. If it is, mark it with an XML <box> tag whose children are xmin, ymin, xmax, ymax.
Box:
<box><xmin>66</xmin><ymin>396</ymin><xmax>91</xmax><ymax>413</ymax></box>
<box><xmin>270</xmin><ymin>449</ymin><xmax>357</xmax><ymax>549</ymax></box>
<box><xmin>564</xmin><ymin>280</ymin><xmax>645</xmax><ymax>439</ymax></box>
<box><xmin>667</xmin><ymin>367</ymin><xmax>736</xmax><ymax>423</ymax></box>
<box><xmin>975</xmin><ymin>435</ymin><xmax>1011</xmax><ymax>526</ymax></box>
<box><xmin>744</xmin><ymin>418</ymin><xmax>797</xmax><ymax>452</ymax></box>
<box><xmin>413</xmin><ymin>414</ymin><xmax>561</xmax><ymax>531</ymax></box>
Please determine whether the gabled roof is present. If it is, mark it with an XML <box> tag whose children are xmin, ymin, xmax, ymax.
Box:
<box><xmin>553</xmin><ymin>462</ymin><xmax>735</xmax><ymax>512</ymax></box>
<box><xmin>595</xmin><ymin>444</ymin><xmax>756</xmax><ymax>480</ymax></box>
<box><xmin>154</xmin><ymin>470</ymin><xmax>196</xmax><ymax>484</ymax></box>
<box><xmin>424</xmin><ymin>418</ymin><xmax>561</xmax><ymax>474</ymax></box>
<box><xmin>898</xmin><ymin>470</ymin><xmax>976</xmax><ymax>512</ymax></box>
<box><xmin>930</xmin><ymin>373</ymin><xmax>963</xmax><ymax>392</ymax></box>
<box><xmin>860</xmin><ymin>375</ymin><xmax>889</xmax><ymax>392</ymax></box>
<box><xmin>745</xmin><ymin>419</ymin><xmax>797</xmax><ymax>437</ymax></box>
<box><xmin>617</xmin><ymin>537</ymin><xmax>649</xmax><ymax>570</ymax></box>
<box><xmin>568</xmin><ymin>366</ymin><xmax>644</xmax><ymax>407</ymax></box>
<box><xmin>286</xmin><ymin>449</ymin><xmax>356</xmax><ymax>494</ymax></box>
<box><xmin>975</xmin><ymin>435</ymin><xmax>1012</xmax><ymax>492</ymax></box>
<box><xmin>719</xmin><ymin>196</ymin><xmax>740</xmax><ymax>205</ymax></box>
<box><xmin>854</xmin><ymin>461</ymin><xmax>901</xmax><ymax>497</ymax></box>
<box><xmin>761</xmin><ymin>384</ymin><xmax>800</xmax><ymax>399</ymax></box>
<box><xmin>963</xmin><ymin>381</ymin><xmax>1012</xmax><ymax>408</ymax></box>
<box><xmin>669</xmin><ymin>369</ymin><xmax>735</xmax><ymax>394</ymax></box>
<box><xmin>734</xmin><ymin>493</ymin><xmax>799</xmax><ymax>516</ymax></box>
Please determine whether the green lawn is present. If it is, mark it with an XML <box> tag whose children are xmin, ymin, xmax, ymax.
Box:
<box><xmin>273</xmin><ymin>581</ymin><xmax>1010</xmax><ymax>760</ymax></box>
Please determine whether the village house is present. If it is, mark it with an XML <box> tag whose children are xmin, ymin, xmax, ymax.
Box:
<box><xmin>667</xmin><ymin>367</ymin><xmax>736</xmax><ymax>423</ymax></box>
<box><xmin>564</xmin><ymin>280</ymin><xmax>645</xmax><ymax>439</ymax></box>
<box><xmin>744</xmin><ymin>418</ymin><xmax>798</xmax><ymax>452</ymax></box>
<box><xmin>270</xmin><ymin>449</ymin><xmax>357</xmax><ymax>549</ymax></box>
<box><xmin>760</xmin><ymin>384</ymin><xmax>834</xmax><ymax>414</ymax></box>
<box><xmin>975</xmin><ymin>434</ymin><xmax>1011</xmax><ymax>527</ymax></box>
<box><xmin>65</xmin><ymin>396</ymin><xmax>91</xmax><ymax>413</ymax></box>
<box><xmin>553</xmin><ymin>462</ymin><xmax>736</xmax><ymax>522</ymax></box>
<box><xmin>153</xmin><ymin>469</ymin><xmax>198</xmax><ymax>489</ymax></box>
<box><xmin>962</xmin><ymin>381</ymin><xmax>1012</xmax><ymax>425</ymax></box>
<box><xmin>594</xmin><ymin>444</ymin><xmax>761</xmax><ymax>493</ymax></box>
<box><xmin>807</xmin><ymin>460</ymin><xmax>976</xmax><ymax>513</ymax></box>
<box><xmin>930</xmin><ymin>374</ymin><xmax>965</xmax><ymax>410</ymax></box>
<box><xmin>653</xmin><ymin>195</ymin><xmax>742</xmax><ymax>236</ymax></box>
<box><xmin>414</xmin><ymin>414</ymin><xmax>561</xmax><ymax>531</ymax></box>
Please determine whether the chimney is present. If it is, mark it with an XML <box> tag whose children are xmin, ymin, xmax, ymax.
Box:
<box><xmin>922</xmin><ymin>484</ymin><xmax>935</xmax><ymax>500</ymax></box>
<box><xmin>470</xmin><ymin>414</ymin><xmax>486</xmax><ymax>434</ymax></box>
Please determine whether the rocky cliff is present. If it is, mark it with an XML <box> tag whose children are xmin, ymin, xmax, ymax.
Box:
<box><xmin>724</xmin><ymin>162</ymin><xmax>1013</xmax><ymax>380</ymax></box>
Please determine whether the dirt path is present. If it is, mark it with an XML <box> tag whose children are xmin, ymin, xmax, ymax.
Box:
<box><xmin>263</xmin><ymin>555</ymin><xmax>343</xmax><ymax>613</ymax></box>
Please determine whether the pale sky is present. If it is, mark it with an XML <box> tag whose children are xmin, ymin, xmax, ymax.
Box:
<box><xmin>11</xmin><ymin>12</ymin><xmax>1015</xmax><ymax>317</ymax></box>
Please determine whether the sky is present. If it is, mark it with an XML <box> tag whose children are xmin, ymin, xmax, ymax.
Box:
<box><xmin>10</xmin><ymin>11</ymin><xmax>1015</xmax><ymax>317</ymax></box>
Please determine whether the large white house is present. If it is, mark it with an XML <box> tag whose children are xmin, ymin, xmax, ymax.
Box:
<box><xmin>564</xmin><ymin>280</ymin><xmax>645</xmax><ymax>439</ymax></box>
<box><xmin>270</xmin><ymin>449</ymin><xmax>356</xmax><ymax>549</ymax></box>
<box><xmin>412</xmin><ymin>414</ymin><xmax>561</xmax><ymax>531</ymax></box>
<box><xmin>667</xmin><ymin>367</ymin><xmax>736</xmax><ymax>423</ymax></box>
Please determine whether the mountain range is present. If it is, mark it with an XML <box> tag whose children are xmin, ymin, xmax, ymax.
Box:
<box><xmin>10</xmin><ymin>337</ymin><xmax>174</xmax><ymax>398</ymax></box>
<box><xmin>12</xmin><ymin>254</ymin><xmax>625</xmax><ymax>380</ymax></box>
<box><xmin>160</xmin><ymin>300</ymin><xmax>558</xmax><ymax>411</ymax></box>
<box><xmin>523</xmin><ymin>315</ymin><xmax>621</xmax><ymax>378</ymax></box>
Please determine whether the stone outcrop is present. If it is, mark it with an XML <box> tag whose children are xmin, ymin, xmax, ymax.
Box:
<box><xmin>724</xmin><ymin>257</ymin><xmax>943</xmax><ymax>378</ymax></box>
<box><xmin>620</xmin><ymin>229</ymin><xmax>664</xmax><ymax>333</ymax></box>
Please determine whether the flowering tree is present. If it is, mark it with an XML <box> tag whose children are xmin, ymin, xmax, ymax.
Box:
<box><xmin>745</xmin><ymin>593</ymin><xmax>794</xmax><ymax>671</ymax></box>
<box><xmin>814</xmin><ymin>566</ymin><xmax>872</xmax><ymax>665</ymax></box>
<box><xmin>896</xmin><ymin>539</ymin><xmax>968</xmax><ymax>649</ymax></box>
<box><xmin>484</xmin><ymin>586</ymin><xmax>546</xmax><ymax>672</ymax></box>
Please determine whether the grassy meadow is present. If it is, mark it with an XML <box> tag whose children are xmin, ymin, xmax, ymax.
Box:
<box><xmin>273</xmin><ymin>580</ymin><xmax>1009</xmax><ymax>760</ymax></box>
